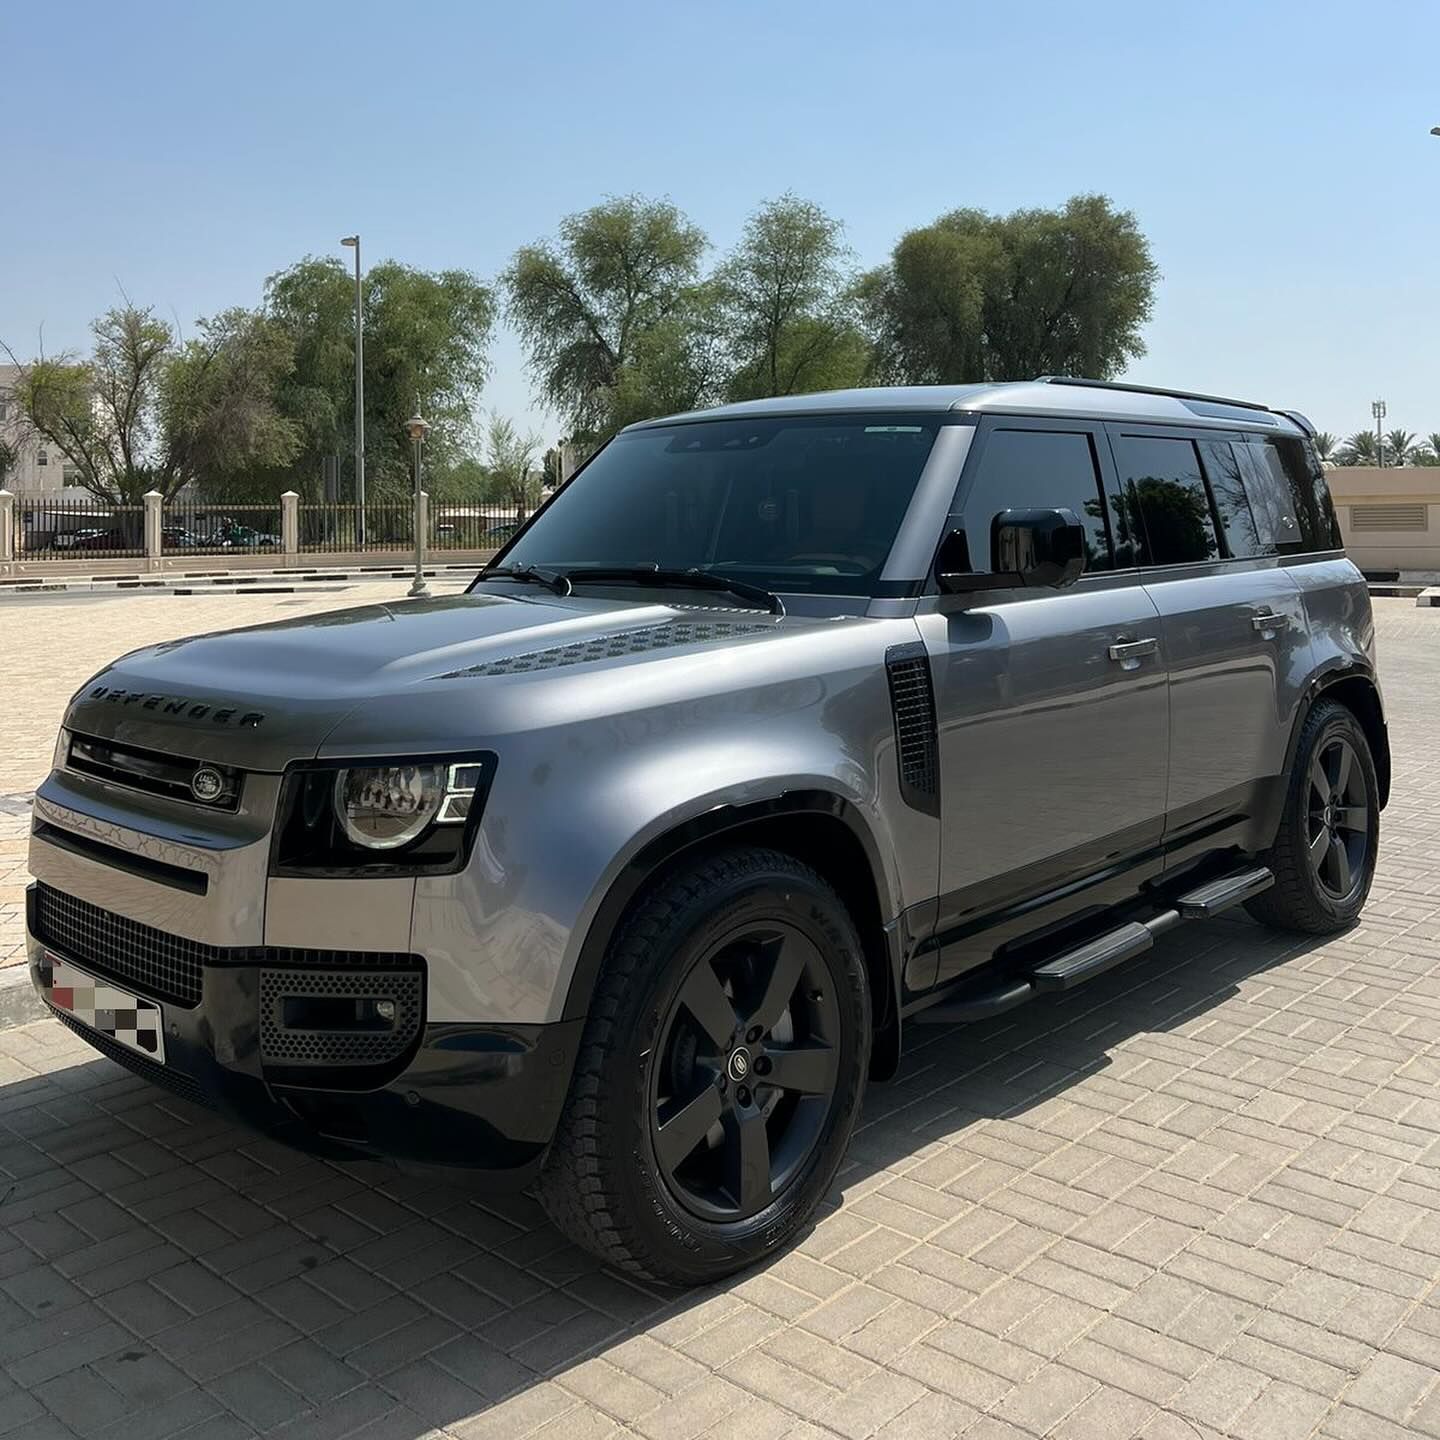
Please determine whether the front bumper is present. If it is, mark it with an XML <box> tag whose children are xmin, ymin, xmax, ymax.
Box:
<box><xmin>26</xmin><ymin>884</ymin><xmax>582</xmax><ymax>1184</ymax></box>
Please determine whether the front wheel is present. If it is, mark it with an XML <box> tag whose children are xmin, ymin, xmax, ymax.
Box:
<box><xmin>1247</xmin><ymin>700</ymin><xmax>1379</xmax><ymax>934</ymax></box>
<box><xmin>538</xmin><ymin>847</ymin><xmax>871</xmax><ymax>1285</ymax></box>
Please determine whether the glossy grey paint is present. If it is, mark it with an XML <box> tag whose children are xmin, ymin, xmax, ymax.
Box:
<box><xmin>26</xmin><ymin>380</ymin><xmax>1382</xmax><ymax>1055</ymax></box>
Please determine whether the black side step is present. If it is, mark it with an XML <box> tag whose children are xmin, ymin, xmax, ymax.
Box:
<box><xmin>1029</xmin><ymin>921</ymin><xmax>1153</xmax><ymax>994</ymax></box>
<box><xmin>1175</xmin><ymin>866</ymin><xmax>1273</xmax><ymax>919</ymax></box>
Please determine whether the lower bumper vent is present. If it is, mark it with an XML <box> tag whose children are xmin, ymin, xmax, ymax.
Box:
<box><xmin>259</xmin><ymin>969</ymin><xmax>423</xmax><ymax>1069</ymax></box>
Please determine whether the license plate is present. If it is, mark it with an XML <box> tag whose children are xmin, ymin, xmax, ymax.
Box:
<box><xmin>42</xmin><ymin>953</ymin><xmax>166</xmax><ymax>1064</ymax></box>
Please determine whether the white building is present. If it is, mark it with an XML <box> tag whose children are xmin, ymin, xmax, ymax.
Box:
<box><xmin>0</xmin><ymin>364</ymin><xmax>91</xmax><ymax>498</ymax></box>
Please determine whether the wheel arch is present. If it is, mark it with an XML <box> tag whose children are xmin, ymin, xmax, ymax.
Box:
<box><xmin>561</xmin><ymin>792</ymin><xmax>904</xmax><ymax>1081</ymax></box>
<box><xmin>1285</xmin><ymin>663</ymin><xmax>1390</xmax><ymax>811</ymax></box>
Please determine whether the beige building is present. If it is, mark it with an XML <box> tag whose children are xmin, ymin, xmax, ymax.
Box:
<box><xmin>0</xmin><ymin>364</ymin><xmax>90</xmax><ymax>498</ymax></box>
<box><xmin>1326</xmin><ymin>466</ymin><xmax>1440</xmax><ymax>578</ymax></box>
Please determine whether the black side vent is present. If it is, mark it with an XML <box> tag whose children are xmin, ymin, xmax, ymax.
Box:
<box><xmin>885</xmin><ymin>644</ymin><xmax>939</xmax><ymax>815</ymax></box>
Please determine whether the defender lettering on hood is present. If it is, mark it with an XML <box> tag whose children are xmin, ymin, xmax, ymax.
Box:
<box><xmin>88</xmin><ymin>687</ymin><xmax>266</xmax><ymax>728</ymax></box>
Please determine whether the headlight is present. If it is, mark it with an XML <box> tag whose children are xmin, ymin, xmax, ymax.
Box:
<box><xmin>272</xmin><ymin>753</ymin><xmax>495</xmax><ymax>877</ymax></box>
<box><xmin>334</xmin><ymin>764</ymin><xmax>446</xmax><ymax>850</ymax></box>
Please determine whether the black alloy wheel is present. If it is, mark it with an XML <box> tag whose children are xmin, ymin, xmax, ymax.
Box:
<box><xmin>651</xmin><ymin>923</ymin><xmax>840</xmax><ymax>1222</ymax></box>
<box><xmin>1306</xmin><ymin>735</ymin><xmax>1371</xmax><ymax>903</ymax></box>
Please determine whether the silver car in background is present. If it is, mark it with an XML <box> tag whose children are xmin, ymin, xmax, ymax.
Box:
<box><xmin>26</xmin><ymin>378</ymin><xmax>1387</xmax><ymax>1284</ymax></box>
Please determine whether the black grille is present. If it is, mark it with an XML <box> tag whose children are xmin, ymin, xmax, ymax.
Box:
<box><xmin>67</xmin><ymin>732</ymin><xmax>242</xmax><ymax>812</ymax></box>
<box><xmin>34</xmin><ymin>885</ymin><xmax>206</xmax><ymax>1006</ymax></box>
<box><xmin>32</xmin><ymin>885</ymin><xmax>423</xmax><ymax>1011</ymax></box>
<box><xmin>50</xmin><ymin>1007</ymin><xmax>213</xmax><ymax>1110</ymax></box>
<box><xmin>259</xmin><ymin>969</ymin><xmax>423</xmax><ymax>1068</ymax></box>
<box><xmin>885</xmin><ymin>644</ymin><xmax>939</xmax><ymax>811</ymax></box>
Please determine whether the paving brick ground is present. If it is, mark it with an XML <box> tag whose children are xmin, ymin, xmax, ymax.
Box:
<box><xmin>0</xmin><ymin>593</ymin><xmax>1438</xmax><ymax>1438</ymax></box>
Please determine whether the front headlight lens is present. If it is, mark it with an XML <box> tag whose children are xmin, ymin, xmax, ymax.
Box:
<box><xmin>334</xmin><ymin>764</ymin><xmax>446</xmax><ymax>850</ymax></box>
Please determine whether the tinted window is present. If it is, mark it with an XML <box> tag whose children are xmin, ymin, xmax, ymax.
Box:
<box><xmin>501</xmin><ymin>416</ymin><xmax>938</xmax><ymax>596</ymax></box>
<box><xmin>1198</xmin><ymin>441</ymin><xmax>1269</xmax><ymax>559</ymax></box>
<box><xmin>1235</xmin><ymin>441</ymin><xmax>1302</xmax><ymax>550</ymax></box>
<box><xmin>1247</xmin><ymin>437</ymin><xmax>1342</xmax><ymax>553</ymax></box>
<box><xmin>1113</xmin><ymin>434</ymin><xmax>1221</xmax><ymax>566</ymax></box>
<box><xmin>961</xmin><ymin>429</ymin><xmax>1112</xmax><ymax>572</ymax></box>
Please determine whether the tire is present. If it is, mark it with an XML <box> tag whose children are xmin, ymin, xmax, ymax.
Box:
<box><xmin>538</xmin><ymin>846</ymin><xmax>871</xmax><ymax>1286</ymax></box>
<box><xmin>1246</xmin><ymin>700</ymin><xmax>1379</xmax><ymax>934</ymax></box>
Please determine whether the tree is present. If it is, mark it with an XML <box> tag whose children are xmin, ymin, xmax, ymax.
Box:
<box><xmin>13</xmin><ymin>303</ymin><xmax>295</xmax><ymax>504</ymax></box>
<box><xmin>860</xmin><ymin>194</ymin><xmax>1158</xmax><ymax>383</ymax></box>
<box><xmin>0</xmin><ymin>435</ymin><xmax>17</xmax><ymax>489</ymax></box>
<box><xmin>503</xmin><ymin>196</ymin><xmax>710</xmax><ymax>443</ymax></box>
<box><xmin>714</xmin><ymin>195</ymin><xmax>868</xmax><ymax>401</ymax></box>
<box><xmin>1384</xmin><ymin>428</ymin><xmax>1417</xmax><ymax>466</ymax></box>
<box><xmin>485</xmin><ymin>414</ymin><xmax>543</xmax><ymax>518</ymax></box>
<box><xmin>1312</xmin><ymin>431</ymin><xmax>1338</xmax><ymax>463</ymax></box>
<box><xmin>265</xmin><ymin>257</ymin><xmax>495</xmax><ymax>500</ymax></box>
<box><xmin>1337</xmin><ymin>431</ymin><xmax>1377</xmax><ymax>466</ymax></box>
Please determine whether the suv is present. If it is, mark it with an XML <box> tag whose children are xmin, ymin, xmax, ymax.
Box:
<box><xmin>26</xmin><ymin>379</ymin><xmax>1387</xmax><ymax>1285</ymax></box>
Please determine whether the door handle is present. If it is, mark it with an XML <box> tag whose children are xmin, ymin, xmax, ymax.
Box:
<box><xmin>1251</xmin><ymin>612</ymin><xmax>1290</xmax><ymax>636</ymax></box>
<box><xmin>1108</xmin><ymin>637</ymin><xmax>1159</xmax><ymax>666</ymax></box>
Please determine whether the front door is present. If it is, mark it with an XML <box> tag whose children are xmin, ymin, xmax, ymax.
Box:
<box><xmin>915</xmin><ymin>417</ymin><xmax>1170</xmax><ymax>987</ymax></box>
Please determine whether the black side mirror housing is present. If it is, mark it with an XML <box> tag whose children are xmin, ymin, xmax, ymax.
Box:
<box><xmin>936</xmin><ymin>508</ymin><xmax>1087</xmax><ymax>594</ymax></box>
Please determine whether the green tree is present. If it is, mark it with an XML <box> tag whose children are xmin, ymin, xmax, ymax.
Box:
<box><xmin>503</xmin><ymin>196</ymin><xmax>711</xmax><ymax>443</ymax></box>
<box><xmin>264</xmin><ymin>256</ymin><xmax>495</xmax><ymax>500</ymax></box>
<box><xmin>1312</xmin><ymin>431</ymin><xmax>1338</xmax><ymax>463</ymax></box>
<box><xmin>860</xmin><ymin>194</ymin><xmax>1158</xmax><ymax>383</ymax></box>
<box><xmin>14</xmin><ymin>304</ymin><xmax>294</xmax><ymax>504</ymax></box>
<box><xmin>1337</xmin><ymin>431</ymin><xmax>1377</xmax><ymax>465</ymax></box>
<box><xmin>0</xmin><ymin>435</ymin><xmax>17</xmax><ymax>489</ymax></box>
<box><xmin>1384</xmin><ymin>428</ymin><xmax>1417</xmax><ymax>466</ymax></box>
<box><xmin>715</xmin><ymin>195</ymin><xmax>868</xmax><ymax>401</ymax></box>
<box><xmin>485</xmin><ymin>414</ymin><xmax>543</xmax><ymax>518</ymax></box>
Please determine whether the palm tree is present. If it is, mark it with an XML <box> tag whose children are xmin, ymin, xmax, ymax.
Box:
<box><xmin>1312</xmin><ymin>431</ymin><xmax>1338</xmax><ymax>463</ymax></box>
<box><xmin>1338</xmin><ymin>431</ymin><xmax>1377</xmax><ymax>465</ymax></box>
<box><xmin>1385</xmin><ymin>428</ymin><xmax>1418</xmax><ymax>466</ymax></box>
<box><xmin>1428</xmin><ymin>433</ymin><xmax>1440</xmax><ymax>464</ymax></box>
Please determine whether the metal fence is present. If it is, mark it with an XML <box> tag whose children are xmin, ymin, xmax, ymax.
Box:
<box><xmin>297</xmin><ymin>504</ymin><xmax>414</xmax><ymax>554</ymax></box>
<box><xmin>430</xmin><ymin>506</ymin><xmax>525</xmax><ymax>551</ymax></box>
<box><xmin>162</xmin><ymin>504</ymin><xmax>284</xmax><ymax>556</ymax></box>
<box><xmin>15</xmin><ymin>500</ymin><xmax>146</xmax><ymax>559</ymax></box>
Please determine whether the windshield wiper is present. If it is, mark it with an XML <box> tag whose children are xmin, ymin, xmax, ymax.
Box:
<box><xmin>561</xmin><ymin>565</ymin><xmax>785</xmax><ymax>616</ymax></box>
<box><xmin>476</xmin><ymin>564</ymin><xmax>573</xmax><ymax>597</ymax></box>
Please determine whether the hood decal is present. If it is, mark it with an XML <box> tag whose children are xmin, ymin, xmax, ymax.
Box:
<box><xmin>438</xmin><ymin>619</ymin><xmax>774</xmax><ymax>679</ymax></box>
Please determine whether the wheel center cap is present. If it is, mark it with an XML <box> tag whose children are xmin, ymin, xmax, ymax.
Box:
<box><xmin>727</xmin><ymin>1047</ymin><xmax>751</xmax><ymax>1082</ymax></box>
<box><xmin>1324</xmin><ymin>805</ymin><xmax>1335</xmax><ymax>827</ymax></box>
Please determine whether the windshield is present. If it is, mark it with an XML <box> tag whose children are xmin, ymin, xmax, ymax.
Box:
<box><xmin>497</xmin><ymin>415</ymin><xmax>940</xmax><ymax>596</ymax></box>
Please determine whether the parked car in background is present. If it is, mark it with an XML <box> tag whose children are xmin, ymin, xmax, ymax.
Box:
<box><xmin>26</xmin><ymin>378</ymin><xmax>1386</xmax><ymax>1286</ymax></box>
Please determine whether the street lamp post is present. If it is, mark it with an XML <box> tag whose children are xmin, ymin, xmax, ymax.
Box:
<box><xmin>340</xmin><ymin>236</ymin><xmax>365</xmax><ymax>544</ymax></box>
<box><xmin>1373</xmin><ymin>399</ymin><xmax>1387</xmax><ymax>469</ymax></box>
<box><xmin>405</xmin><ymin>408</ymin><xmax>431</xmax><ymax>598</ymax></box>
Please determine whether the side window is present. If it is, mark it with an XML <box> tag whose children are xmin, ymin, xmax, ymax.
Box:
<box><xmin>961</xmin><ymin>428</ymin><xmax>1113</xmax><ymax>573</ymax></box>
<box><xmin>1235</xmin><ymin>441</ymin><xmax>1303</xmax><ymax>550</ymax></box>
<box><xmin>1112</xmin><ymin>434</ymin><xmax>1221</xmax><ymax>566</ymax></box>
<box><xmin>1248</xmin><ymin>437</ymin><xmax>1342</xmax><ymax>553</ymax></box>
<box><xmin>1198</xmin><ymin>441</ymin><xmax>1269</xmax><ymax>559</ymax></box>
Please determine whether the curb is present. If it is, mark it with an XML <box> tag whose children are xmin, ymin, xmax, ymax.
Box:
<box><xmin>1418</xmin><ymin>588</ymin><xmax>1440</xmax><ymax>608</ymax></box>
<box><xmin>0</xmin><ymin>965</ymin><xmax>46</xmax><ymax>1030</ymax></box>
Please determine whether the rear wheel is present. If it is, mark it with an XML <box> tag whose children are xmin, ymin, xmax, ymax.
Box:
<box><xmin>1247</xmin><ymin>700</ymin><xmax>1379</xmax><ymax>934</ymax></box>
<box><xmin>538</xmin><ymin>847</ymin><xmax>870</xmax><ymax>1285</ymax></box>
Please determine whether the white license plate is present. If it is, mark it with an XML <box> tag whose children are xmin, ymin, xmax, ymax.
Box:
<box><xmin>42</xmin><ymin>953</ymin><xmax>166</xmax><ymax>1064</ymax></box>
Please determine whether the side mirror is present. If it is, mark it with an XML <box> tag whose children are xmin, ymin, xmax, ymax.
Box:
<box><xmin>935</xmin><ymin>508</ymin><xmax>1086</xmax><ymax>594</ymax></box>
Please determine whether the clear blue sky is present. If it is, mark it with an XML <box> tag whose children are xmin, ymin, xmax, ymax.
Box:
<box><xmin>4</xmin><ymin>0</ymin><xmax>1437</xmax><ymax>445</ymax></box>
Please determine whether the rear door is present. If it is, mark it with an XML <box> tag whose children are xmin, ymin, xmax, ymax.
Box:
<box><xmin>1106</xmin><ymin>425</ymin><xmax>1310</xmax><ymax>855</ymax></box>
<box><xmin>916</xmin><ymin>416</ymin><xmax>1170</xmax><ymax>985</ymax></box>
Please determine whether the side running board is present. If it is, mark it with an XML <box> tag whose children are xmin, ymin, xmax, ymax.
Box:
<box><xmin>914</xmin><ymin>865</ymin><xmax>1273</xmax><ymax>1025</ymax></box>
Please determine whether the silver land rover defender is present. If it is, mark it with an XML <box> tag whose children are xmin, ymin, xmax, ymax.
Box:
<box><xmin>27</xmin><ymin>378</ymin><xmax>1387</xmax><ymax>1284</ymax></box>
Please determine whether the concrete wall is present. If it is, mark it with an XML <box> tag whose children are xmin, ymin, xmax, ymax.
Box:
<box><xmin>1326</xmin><ymin>467</ymin><xmax>1440</xmax><ymax>575</ymax></box>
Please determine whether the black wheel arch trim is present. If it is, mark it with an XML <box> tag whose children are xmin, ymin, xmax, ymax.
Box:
<box><xmin>561</xmin><ymin>790</ymin><xmax>904</xmax><ymax>1077</ymax></box>
<box><xmin>1280</xmin><ymin>660</ymin><xmax>1390</xmax><ymax>818</ymax></box>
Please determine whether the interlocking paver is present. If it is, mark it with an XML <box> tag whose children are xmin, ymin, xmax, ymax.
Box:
<box><xmin>3</xmin><ymin>592</ymin><xmax>1440</xmax><ymax>1437</ymax></box>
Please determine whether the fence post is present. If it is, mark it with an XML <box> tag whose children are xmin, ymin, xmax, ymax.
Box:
<box><xmin>143</xmin><ymin>491</ymin><xmax>163</xmax><ymax>571</ymax></box>
<box><xmin>281</xmin><ymin>491</ymin><xmax>299</xmax><ymax>565</ymax></box>
<box><xmin>0</xmin><ymin>490</ymin><xmax>13</xmax><ymax>571</ymax></box>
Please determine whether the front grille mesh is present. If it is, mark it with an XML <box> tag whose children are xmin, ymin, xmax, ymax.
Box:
<box><xmin>259</xmin><ymin>969</ymin><xmax>423</xmax><ymax>1067</ymax></box>
<box><xmin>32</xmin><ymin>885</ymin><xmax>423</xmax><ymax>1012</ymax></box>
<box><xmin>34</xmin><ymin>885</ymin><xmax>206</xmax><ymax>1006</ymax></box>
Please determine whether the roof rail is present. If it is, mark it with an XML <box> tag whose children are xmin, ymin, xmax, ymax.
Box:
<box><xmin>1033</xmin><ymin>375</ymin><xmax>1273</xmax><ymax>415</ymax></box>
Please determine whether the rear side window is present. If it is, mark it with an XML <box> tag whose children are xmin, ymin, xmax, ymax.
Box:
<box><xmin>1112</xmin><ymin>434</ymin><xmax>1221</xmax><ymax>566</ymax></box>
<box><xmin>961</xmin><ymin>428</ymin><xmax>1113</xmax><ymax>573</ymax></box>
<box><xmin>1245</xmin><ymin>437</ymin><xmax>1342</xmax><ymax>553</ymax></box>
<box><xmin>1198</xmin><ymin>441</ymin><xmax>1270</xmax><ymax>559</ymax></box>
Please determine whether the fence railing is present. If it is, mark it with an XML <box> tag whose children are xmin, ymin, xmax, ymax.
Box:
<box><xmin>14</xmin><ymin>501</ymin><xmax>147</xmax><ymax>559</ymax></box>
<box><xmin>1</xmin><ymin>491</ymin><xmax>527</xmax><ymax>569</ymax></box>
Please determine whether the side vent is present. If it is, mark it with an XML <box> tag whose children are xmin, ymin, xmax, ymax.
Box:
<box><xmin>885</xmin><ymin>643</ymin><xmax>939</xmax><ymax>815</ymax></box>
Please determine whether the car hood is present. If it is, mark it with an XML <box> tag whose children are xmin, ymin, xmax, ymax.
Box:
<box><xmin>62</xmin><ymin>591</ymin><xmax>826</xmax><ymax>770</ymax></box>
